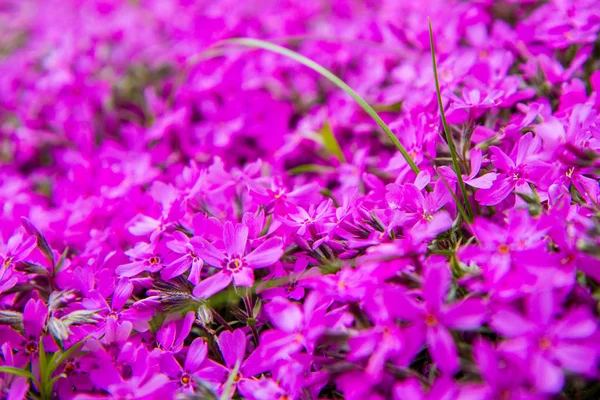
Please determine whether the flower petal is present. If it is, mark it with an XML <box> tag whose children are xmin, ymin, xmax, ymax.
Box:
<box><xmin>245</xmin><ymin>238</ymin><xmax>284</xmax><ymax>269</ymax></box>
<box><xmin>185</xmin><ymin>337</ymin><xmax>208</xmax><ymax>372</ymax></box>
<box><xmin>531</xmin><ymin>353</ymin><xmax>564</xmax><ymax>394</ymax></box>
<box><xmin>192</xmin><ymin>272</ymin><xmax>232</xmax><ymax>299</ymax></box>
<box><xmin>265</xmin><ymin>297</ymin><xmax>303</xmax><ymax>333</ymax></box>
<box><xmin>442</xmin><ymin>298</ymin><xmax>487</xmax><ymax>330</ymax></box>
<box><xmin>490</xmin><ymin>308</ymin><xmax>536</xmax><ymax>337</ymax></box>
<box><xmin>218</xmin><ymin>329</ymin><xmax>247</xmax><ymax>369</ymax></box>
<box><xmin>426</xmin><ymin>325</ymin><xmax>459</xmax><ymax>374</ymax></box>
<box><xmin>232</xmin><ymin>267</ymin><xmax>255</xmax><ymax>287</ymax></box>
<box><xmin>223</xmin><ymin>222</ymin><xmax>248</xmax><ymax>256</ymax></box>
<box><xmin>423</xmin><ymin>261</ymin><xmax>451</xmax><ymax>312</ymax></box>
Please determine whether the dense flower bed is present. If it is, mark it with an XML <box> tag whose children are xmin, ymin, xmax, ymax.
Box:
<box><xmin>1</xmin><ymin>0</ymin><xmax>600</xmax><ymax>399</ymax></box>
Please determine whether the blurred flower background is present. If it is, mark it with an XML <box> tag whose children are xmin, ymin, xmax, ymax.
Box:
<box><xmin>1</xmin><ymin>0</ymin><xmax>600</xmax><ymax>399</ymax></box>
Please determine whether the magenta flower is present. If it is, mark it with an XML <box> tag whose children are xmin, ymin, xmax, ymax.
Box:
<box><xmin>346</xmin><ymin>323</ymin><xmax>403</xmax><ymax>381</ymax></box>
<box><xmin>0</xmin><ymin>344</ymin><xmax>29</xmax><ymax>400</ymax></box>
<box><xmin>439</xmin><ymin>147</ymin><xmax>498</xmax><ymax>189</ymax></box>
<box><xmin>250</xmin><ymin>179</ymin><xmax>321</xmax><ymax>217</ymax></box>
<box><xmin>393</xmin><ymin>376</ymin><xmax>457</xmax><ymax>400</ymax></box>
<box><xmin>0</xmin><ymin>228</ymin><xmax>36</xmax><ymax>294</ymax></box>
<box><xmin>490</xmin><ymin>291</ymin><xmax>599</xmax><ymax>394</ymax></box>
<box><xmin>460</xmin><ymin>209</ymin><xmax>549</xmax><ymax>287</ymax></box>
<box><xmin>459</xmin><ymin>339</ymin><xmax>542</xmax><ymax>400</ymax></box>
<box><xmin>159</xmin><ymin>337</ymin><xmax>226</xmax><ymax>394</ymax></box>
<box><xmin>475</xmin><ymin>133</ymin><xmax>550</xmax><ymax>206</ymax></box>
<box><xmin>161</xmin><ymin>231</ymin><xmax>204</xmax><ymax>284</ymax></box>
<box><xmin>12</xmin><ymin>299</ymin><xmax>49</xmax><ymax>359</ymax></box>
<box><xmin>85</xmin><ymin>345</ymin><xmax>170</xmax><ymax>399</ymax></box>
<box><xmin>192</xmin><ymin>222</ymin><xmax>283</xmax><ymax>298</ymax></box>
<box><xmin>283</xmin><ymin>199</ymin><xmax>333</xmax><ymax>237</ymax></box>
<box><xmin>387</xmin><ymin>176</ymin><xmax>453</xmax><ymax>241</ymax></box>
<box><xmin>155</xmin><ymin>311</ymin><xmax>196</xmax><ymax>354</ymax></box>
<box><xmin>259</xmin><ymin>292</ymin><xmax>334</xmax><ymax>362</ymax></box>
<box><xmin>387</xmin><ymin>259</ymin><xmax>487</xmax><ymax>374</ymax></box>
<box><xmin>448</xmin><ymin>88</ymin><xmax>504</xmax><ymax>109</ymax></box>
<box><xmin>216</xmin><ymin>329</ymin><xmax>270</xmax><ymax>390</ymax></box>
<box><xmin>115</xmin><ymin>237</ymin><xmax>166</xmax><ymax>278</ymax></box>
<box><xmin>82</xmin><ymin>279</ymin><xmax>153</xmax><ymax>333</ymax></box>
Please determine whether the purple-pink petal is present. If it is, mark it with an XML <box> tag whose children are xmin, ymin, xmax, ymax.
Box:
<box><xmin>192</xmin><ymin>272</ymin><xmax>232</xmax><ymax>299</ymax></box>
<box><xmin>245</xmin><ymin>237</ymin><xmax>284</xmax><ymax>269</ymax></box>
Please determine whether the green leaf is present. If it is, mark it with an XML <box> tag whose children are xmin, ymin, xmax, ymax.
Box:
<box><xmin>287</xmin><ymin>164</ymin><xmax>335</xmax><ymax>175</ymax></box>
<box><xmin>373</xmin><ymin>101</ymin><xmax>403</xmax><ymax>113</ymax></box>
<box><xmin>0</xmin><ymin>366</ymin><xmax>35</xmax><ymax>380</ymax></box>
<box><xmin>55</xmin><ymin>247</ymin><xmax>69</xmax><ymax>274</ymax></box>
<box><xmin>39</xmin><ymin>337</ymin><xmax>48</xmax><ymax>377</ymax></box>
<box><xmin>436</xmin><ymin>168</ymin><xmax>470</xmax><ymax>225</ymax></box>
<box><xmin>54</xmin><ymin>336</ymin><xmax>90</xmax><ymax>368</ymax></box>
<box><xmin>320</xmin><ymin>121</ymin><xmax>346</xmax><ymax>163</ymax></box>
<box><xmin>428</xmin><ymin>19</ymin><xmax>474</xmax><ymax>222</ymax></box>
<box><xmin>216</xmin><ymin>38</ymin><xmax>421</xmax><ymax>176</ymax></box>
<box><xmin>149</xmin><ymin>313</ymin><xmax>167</xmax><ymax>335</ymax></box>
<box><xmin>50</xmin><ymin>373</ymin><xmax>67</xmax><ymax>386</ymax></box>
<box><xmin>219</xmin><ymin>360</ymin><xmax>241</xmax><ymax>400</ymax></box>
<box><xmin>38</xmin><ymin>337</ymin><xmax>55</xmax><ymax>399</ymax></box>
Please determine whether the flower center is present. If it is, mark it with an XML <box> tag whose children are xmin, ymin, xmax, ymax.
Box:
<box><xmin>565</xmin><ymin>167</ymin><xmax>574</xmax><ymax>178</ymax></box>
<box><xmin>3</xmin><ymin>256</ymin><xmax>13</xmax><ymax>267</ymax></box>
<box><xmin>64</xmin><ymin>359</ymin><xmax>78</xmax><ymax>374</ymax></box>
<box><xmin>561</xmin><ymin>253</ymin><xmax>575</xmax><ymax>265</ymax></box>
<box><xmin>421</xmin><ymin>212</ymin><xmax>434</xmax><ymax>222</ymax></box>
<box><xmin>225</xmin><ymin>256</ymin><xmax>244</xmax><ymax>272</ymax></box>
<box><xmin>425</xmin><ymin>314</ymin><xmax>437</xmax><ymax>327</ymax></box>
<box><xmin>498</xmin><ymin>244</ymin><xmax>510</xmax><ymax>254</ymax></box>
<box><xmin>293</xmin><ymin>333</ymin><xmax>304</xmax><ymax>344</ymax></box>
<box><xmin>180</xmin><ymin>374</ymin><xmax>191</xmax><ymax>385</ymax></box>
<box><xmin>538</xmin><ymin>336</ymin><xmax>552</xmax><ymax>351</ymax></box>
<box><xmin>25</xmin><ymin>341</ymin><xmax>37</xmax><ymax>354</ymax></box>
<box><xmin>149</xmin><ymin>256</ymin><xmax>160</xmax><ymax>265</ymax></box>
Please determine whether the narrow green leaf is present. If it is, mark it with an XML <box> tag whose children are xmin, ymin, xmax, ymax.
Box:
<box><xmin>436</xmin><ymin>168</ymin><xmax>470</xmax><ymax>225</ymax></box>
<box><xmin>288</xmin><ymin>164</ymin><xmax>335</xmax><ymax>175</ymax></box>
<box><xmin>373</xmin><ymin>101</ymin><xmax>403</xmax><ymax>113</ymax></box>
<box><xmin>321</xmin><ymin>121</ymin><xmax>346</xmax><ymax>163</ymax></box>
<box><xmin>219</xmin><ymin>360</ymin><xmax>241</xmax><ymax>400</ymax></box>
<box><xmin>54</xmin><ymin>336</ymin><xmax>90</xmax><ymax>368</ymax></box>
<box><xmin>217</xmin><ymin>38</ymin><xmax>421</xmax><ymax>176</ymax></box>
<box><xmin>39</xmin><ymin>337</ymin><xmax>48</xmax><ymax>378</ymax></box>
<box><xmin>0</xmin><ymin>366</ymin><xmax>35</xmax><ymax>380</ymax></box>
<box><xmin>55</xmin><ymin>247</ymin><xmax>69</xmax><ymax>274</ymax></box>
<box><xmin>50</xmin><ymin>373</ymin><xmax>67</xmax><ymax>386</ymax></box>
<box><xmin>428</xmin><ymin>19</ymin><xmax>474</xmax><ymax>222</ymax></box>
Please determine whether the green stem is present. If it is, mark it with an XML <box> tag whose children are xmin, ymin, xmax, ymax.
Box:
<box><xmin>428</xmin><ymin>19</ymin><xmax>474</xmax><ymax>222</ymax></box>
<box><xmin>214</xmin><ymin>38</ymin><xmax>422</xmax><ymax>176</ymax></box>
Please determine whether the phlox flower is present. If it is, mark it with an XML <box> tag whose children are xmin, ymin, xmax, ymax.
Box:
<box><xmin>387</xmin><ymin>259</ymin><xmax>487</xmax><ymax>374</ymax></box>
<box><xmin>192</xmin><ymin>222</ymin><xmax>283</xmax><ymax>298</ymax></box>
<box><xmin>475</xmin><ymin>133</ymin><xmax>550</xmax><ymax>206</ymax></box>
<box><xmin>490</xmin><ymin>291</ymin><xmax>599</xmax><ymax>394</ymax></box>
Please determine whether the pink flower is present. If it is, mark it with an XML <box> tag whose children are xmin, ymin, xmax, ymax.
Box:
<box><xmin>387</xmin><ymin>259</ymin><xmax>487</xmax><ymax>374</ymax></box>
<box><xmin>192</xmin><ymin>222</ymin><xmax>283</xmax><ymax>298</ymax></box>
<box><xmin>476</xmin><ymin>133</ymin><xmax>550</xmax><ymax>206</ymax></box>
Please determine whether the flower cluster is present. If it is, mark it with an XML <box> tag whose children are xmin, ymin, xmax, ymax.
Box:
<box><xmin>1</xmin><ymin>0</ymin><xmax>600</xmax><ymax>399</ymax></box>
